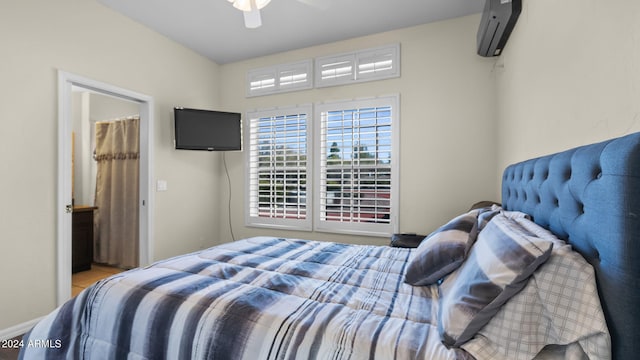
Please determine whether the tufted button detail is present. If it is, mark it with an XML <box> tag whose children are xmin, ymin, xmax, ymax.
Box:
<box><xmin>564</xmin><ymin>168</ymin><xmax>572</xmax><ymax>181</ymax></box>
<box><xmin>591</xmin><ymin>165</ymin><xmax>603</xmax><ymax>180</ymax></box>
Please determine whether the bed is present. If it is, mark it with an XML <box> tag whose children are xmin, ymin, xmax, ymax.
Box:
<box><xmin>19</xmin><ymin>132</ymin><xmax>640</xmax><ymax>360</ymax></box>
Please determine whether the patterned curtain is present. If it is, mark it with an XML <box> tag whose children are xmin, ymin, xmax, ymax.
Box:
<box><xmin>93</xmin><ymin>116</ymin><xmax>139</xmax><ymax>269</ymax></box>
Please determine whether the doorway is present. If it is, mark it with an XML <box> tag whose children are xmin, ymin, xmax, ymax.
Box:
<box><xmin>57</xmin><ymin>71</ymin><xmax>154</xmax><ymax>305</ymax></box>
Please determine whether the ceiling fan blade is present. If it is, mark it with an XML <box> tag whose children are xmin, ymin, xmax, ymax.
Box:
<box><xmin>243</xmin><ymin>8</ymin><xmax>262</xmax><ymax>28</ymax></box>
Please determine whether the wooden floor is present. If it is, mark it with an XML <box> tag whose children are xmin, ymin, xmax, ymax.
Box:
<box><xmin>72</xmin><ymin>263</ymin><xmax>124</xmax><ymax>297</ymax></box>
<box><xmin>0</xmin><ymin>264</ymin><xmax>123</xmax><ymax>360</ymax></box>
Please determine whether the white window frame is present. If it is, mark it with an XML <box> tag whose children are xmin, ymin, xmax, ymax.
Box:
<box><xmin>245</xmin><ymin>105</ymin><xmax>313</xmax><ymax>231</ymax></box>
<box><xmin>246</xmin><ymin>60</ymin><xmax>313</xmax><ymax>97</ymax></box>
<box><xmin>314</xmin><ymin>95</ymin><xmax>400</xmax><ymax>237</ymax></box>
<box><xmin>315</xmin><ymin>44</ymin><xmax>400</xmax><ymax>88</ymax></box>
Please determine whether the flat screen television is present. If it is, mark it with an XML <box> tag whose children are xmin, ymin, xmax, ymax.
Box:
<box><xmin>174</xmin><ymin>107</ymin><xmax>242</xmax><ymax>151</ymax></box>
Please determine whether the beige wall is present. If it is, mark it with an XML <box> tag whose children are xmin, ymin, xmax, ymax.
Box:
<box><xmin>494</xmin><ymin>0</ymin><xmax>640</xmax><ymax>176</ymax></box>
<box><xmin>219</xmin><ymin>14</ymin><xmax>499</xmax><ymax>246</ymax></box>
<box><xmin>0</xmin><ymin>0</ymin><xmax>221</xmax><ymax>330</ymax></box>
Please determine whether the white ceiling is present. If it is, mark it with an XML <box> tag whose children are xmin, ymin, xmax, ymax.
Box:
<box><xmin>97</xmin><ymin>0</ymin><xmax>484</xmax><ymax>64</ymax></box>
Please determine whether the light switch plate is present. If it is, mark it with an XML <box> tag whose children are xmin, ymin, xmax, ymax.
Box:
<box><xmin>157</xmin><ymin>180</ymin><xmax>168</xmax><ymax>192</ymax></box>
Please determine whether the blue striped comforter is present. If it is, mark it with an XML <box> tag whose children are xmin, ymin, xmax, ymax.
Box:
<box><xmin>20</xmin><ymin>237</ymin><xmax>472</xmax><ymax>360</ymax></box>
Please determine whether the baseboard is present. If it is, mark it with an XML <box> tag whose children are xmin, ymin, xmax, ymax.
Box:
<box><xmin>0</xmin><ymin>317</ymin><xmax>43</xmax><ymax>340</ymax></box>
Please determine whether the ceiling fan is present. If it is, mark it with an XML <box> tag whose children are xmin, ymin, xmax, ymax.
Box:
<box><xmin>227</xmin><ymin>0</ymin><xmax>271</xmax><ymax>29</ymax></box>
<box><xmin>228</xmin><ymin>0</ymin><xmax>326</xmax><ymax>29</ymax></box>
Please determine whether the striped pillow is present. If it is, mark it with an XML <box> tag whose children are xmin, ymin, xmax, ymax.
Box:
<box><xmin>404</xmin><ymin>210</ymin><xmax>480</xmax><ymax>286</ymax></box>
<box><xmin>437</xmin><ymin>212</ymin><xmax>553</xmax><ymax>347</ymax></box>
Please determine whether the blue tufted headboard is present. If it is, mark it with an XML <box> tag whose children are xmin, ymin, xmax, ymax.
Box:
<box><xmin>501</xmin><ymin>132</ymin><xmax>640</xmax><ymax>360</ymax></box>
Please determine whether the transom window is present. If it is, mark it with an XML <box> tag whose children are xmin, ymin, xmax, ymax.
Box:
<box><xmin>245</xmin><ymin>44</ymin><xmax>400</xmax><ymax>97</ymax></box>
<box><xmin>315</xmin><ymin>44</ymin><xmax>400</xmax><ymax>88</ymax></box>
<box><xmin>246</xmin><ymin>60</ymin><xmax>313</xmax><ymax>97</ymax></box>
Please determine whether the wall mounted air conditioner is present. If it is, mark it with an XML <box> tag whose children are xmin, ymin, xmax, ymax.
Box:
<box><xmin>477</xmin><ymin>0</ymin><xmax>522</xmax><ymax>57</ymax></box>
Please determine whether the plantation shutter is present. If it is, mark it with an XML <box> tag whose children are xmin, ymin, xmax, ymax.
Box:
<box><xmin>246</xmin><ymin>106</ymin><xmax>312</xmax><ymax>230</ymax></box>
<box><xmin>315</xmin><ymin>96</ymin><xmax>398</xmax><ymax>236</ymax></box>
<box><xmin>356</xmin><ymin>45</ymin><xmax>398</xmax><ymax>80</ymax></box>
<box><xmin>316</xmin><ymin>54</ymin><xmax>356</xmax><ymax>86</ymax></box>
<box><xmin>315</xmin><ymin>44</ymin><xmax>400</xmax><ymax>88</ymax></box>
<box><xmin>247</xmin><ymin>60</ymin><xmax>312</xmax><ymax>97</ymax></box>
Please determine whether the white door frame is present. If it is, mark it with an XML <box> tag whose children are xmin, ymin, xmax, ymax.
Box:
<box><xmin>57</xmin><ymin>71</ymin><xmax>154</xmax><ymax>305</ymax></box>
